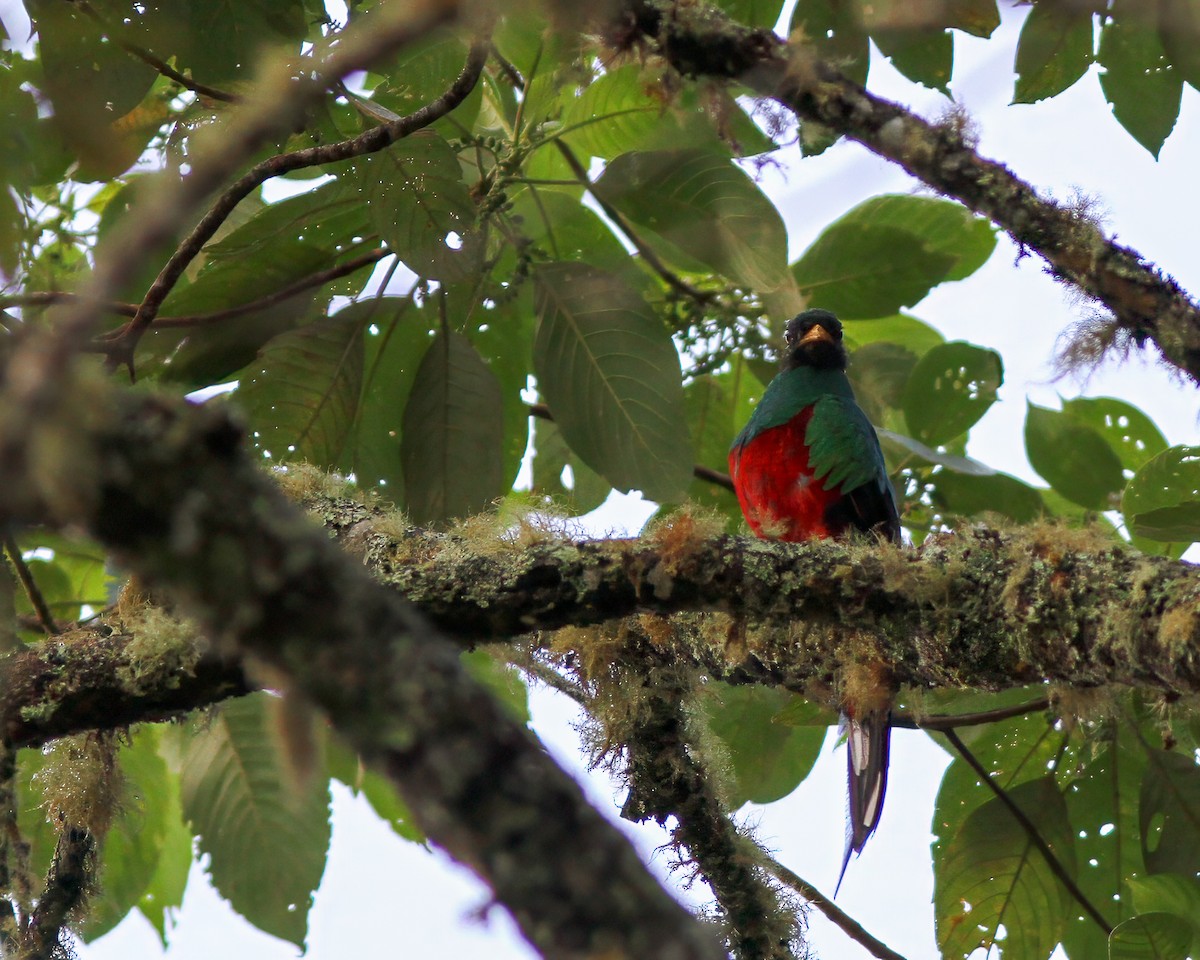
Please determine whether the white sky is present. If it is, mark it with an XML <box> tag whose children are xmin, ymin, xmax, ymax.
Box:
<box><xmin>4</xmin><ymin>0</ymin><xmax>1198</xmax><ymax>958</ymax></box>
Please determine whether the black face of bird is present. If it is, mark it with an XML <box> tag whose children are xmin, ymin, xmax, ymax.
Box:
<box><xmin>783</xmin><ymin>309</ymin><xmax>848</xmax><ymax>372</ymax></box>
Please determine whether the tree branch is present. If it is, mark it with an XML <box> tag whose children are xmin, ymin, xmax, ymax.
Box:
<box><xmin>102</xmin><ymin>38</ymin><xmax>486</xmax><ymax>373</ymax></box>
<box><xmin>607</xmin><ymin>0</ymin><xmax>1200</xmax><ymax>384</ymax></box>
<box><xmin>2</xmin><ymin>534</ymin><xmax>58</xmax><ymax>635</ymax></box>
<box><xmin>616</xmin><ymin>636</ymin><xmax>797</xmax><ymax>960</ymax></box>
<box><xmin>34</xmin><ymin>0</ymin><xmax>462</xmax><ymax>383</ymax></box>
<box><xmin>74</xmin><ymin>0</ymin><xmax>239</xmax><ymax>103</ymax></box>
<box><xmin>765</xmin><ymin>859</ymin><xmax>907</xmax><ymax>960</ymax></box>
<box><xmin>20</xmin><ymin>827</ymin><xmax>94</xmax><ymax>960</ymax></box>
<box><xmin>0</xmin><ymin>387</ymin><xmax>723</xmax><ymax>960</ymax></box>
<box><xmin>942</xmin><ymin>728</ymin><xmax>1112</xmax><ymax>935</ymax></box>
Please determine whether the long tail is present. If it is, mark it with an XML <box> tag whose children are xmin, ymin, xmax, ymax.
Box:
<box><xmin>835</xmin><ymin>709</ymin><xmax>891</xmax><ymax>895</ymax></box>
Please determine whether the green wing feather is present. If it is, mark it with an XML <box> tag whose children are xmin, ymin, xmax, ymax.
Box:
<box><xmin>806</xmin><ymin>395</ymin><xmax>888</xmax><ymax>493</ymax></box>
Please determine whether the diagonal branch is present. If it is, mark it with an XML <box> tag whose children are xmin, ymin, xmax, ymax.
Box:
<box><xmin>942</xmin><ymin>728</ymin><xmax>1112</xmax><ymax>935</ymax></box>
<box><xmin>103</xmin><ymin>39</ymin><xmax>486</xmax><ymax>372</ymax></box>
<box><xmin>765</xmin><ymin>859</ymin><xmax>907</xmax><ymax>960</ymax></box>
<box><xmin>608</xmin><ymin>0</ymin><xmax>1200</xmax><ymax>385</ymax></box>
<box><xmin>74</xmin><ymin>0</ymin><xmax>239</xmax><ymax>103</ymax></box>
<box><xmin>0</xmin><ymin>383</ymin><xmax>724</xmax><ymax>960</ymax></box>
<box><xmin>616</xmin><ymin>636</ymin><xmax>798</xmax><ymax>960</ymax></box>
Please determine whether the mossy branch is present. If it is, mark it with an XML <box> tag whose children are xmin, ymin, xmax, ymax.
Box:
<box><xmin>0</xmin><ymin>379</ymin><xmax>724</xmax><ymax>960</ymax></box>
<box><xmin>605</xmin><ymin>0</ymin><xmax>1200</xmax><ymax>384</ymax></box>
<box><xmin>5</xmin><ymin>487</ymin><xmax>1200</xmax><ymax>752</ymax></box>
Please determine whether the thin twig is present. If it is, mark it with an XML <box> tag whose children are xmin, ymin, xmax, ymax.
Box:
<box><xmin>106</xmin><ymin>39</ymin><xmax>486</xmax><ymax>374</ymax></box>
<box><xmin>942</xmin><ymin>728</ymin><xmax>1112</xmax><ymax>935</ymax></box>
<box><xmin>74</xmin><ymin>0</ymin><xmax>239</xmax><ymax>102</ymax></box>
<box><xmin>520</xmin><ymin>657</ymin><xmax>590</xmax><ymax>705</ymax></box>
<box><xmin>554</xmin><ymin>141</ymin><xmax>716</xmax><ymax>305</ymax></box>
<box><xmin>90</xmin><ymin>247</ymin><xmax>389</xmax><ymax>347</ymax></box>
<box><xmin>2</xmin><ymin>534</ymin><xmax>59</xmax><ymax>635</ymax></box>
<box><xmin>19</xmin><ymin>826</ymin><xmax>95</xmax><ymax>960</ymax></box>
<box><xmin>33</xmin><ymin>0</ymin><xmax>461</xmax><ymax>389</ymax></box>
<box><xmin>764</xmin><ymin>858</ymin><xmax>907</xmax><ymax>960</ymax></box>
<box><xmin>893</xmin><ymin>697</ymin><xmax>1052</xmax><ymax>731</ymax></box>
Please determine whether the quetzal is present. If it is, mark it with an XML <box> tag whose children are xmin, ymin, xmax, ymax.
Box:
<box><xmin>728</xmin><ymin>309</ymin><xmax>900</xmax><ymax>893</ymax></box>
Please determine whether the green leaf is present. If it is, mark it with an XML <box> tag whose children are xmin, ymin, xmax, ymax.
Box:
<box><xmin>328</xmin><ymin>738</ymin><xmax>424</xmax><ymax>843</ymax></box>
<box><xmin>361</xmin><ymin>130</ymin><xmax>481</xmax><ymax>282</ymax></box>
<box><xmin>1025</xmin><ymin>401</ymin><xmax>1126</xmax><ymax>510</ymax></box>
<box><xmin>237</xmin><ymin>311</ymin><xmax>365</xmax><ymax>470</ymax></box>
<box><xmin>1061</xmin><ymin>724</ymin><xmax>1146</xmax><ymax>959</ymax></box>
<box><xmin>80</xmin><ymin>729</ymin><xmax>173</xmax><ymax>941</ymax></box>
<box><xmin>137</xmin><ymin>772</ymin><xmax>193</xmax><ymax>947</ymax></box>
<box><xmin>846</xmin><ymin>342</ymin><xmax>918</xmax><ymax>426</ymax></box>
<box><xmin>508</xmin><ymin>187</ymin><xmax>631</xmax><ymax>274</ymax></box>
<box><xmin>595</xmin><ymin>149</ymin><xmax>791</xmax><ymax>292</ymax></box>
<box><xmin>1062</xmin><ymin>396</ymin><xmax>1169</xmax><ymax>473</ymax></box>
<box><xmin>151</xmin><ymin>245</ymin><xmax>333</xmax><ymax>390</ymax></box>
<box><xmin>683</xmin><ymin>366</ymin><xmax>761</xmax><ymax>522</ymax></box>
<box><xmin>1158</xmin><ymin>0</ymin><xmax>1200</xmax><ymax>90</ymax></box>
<box><xmin>533</xmin><ymin>262</ymin><xmax>692</xmax><ymax>502</ymax></box>
<box><xmin>843</xmin><ymin>314</ymin><xmax>946</xmax><ymax>357</ymax></box>
<box><xmin>872</xmin><ymin>26</ymin><xmax>953</xmax><ymax>91</ymax></box>
<box><xmin>794</xmin><ymin>196</ymin><xmax>995</xmax><ymax>319</ymax></box>
<box><xmin>181</xmin><ymin>694</ymin><xmax>331</xmax><ymax>948</ymax></box>
<box><xmin>205</xmin><ymin>180</ymin><xmax>372</xmax><ymax>266</ymax></box>
<box><xmin>1109</xmin><ymin>914</ymin><xmax>1194</xmax><ymax>960</ymax></box>
<box><xmin>935</xmin><ymin>776</ymin><xmax>1074</xmax><ymax>960</ymax></box>
<box><xmin>699</xmin><ymin>682</ymin><xmax>826</xmax><ymax>807</ymax></box>
<box><xmin>1013</xmin><ymin>2</ymin><xmax>1094</xmax><ymax>103</ymax></box>
<box><xmin>368</xmin><ymin>31</ymin><xmax>482</xmax><ymax>131</ymax></box>
<box><xmin>859</xmin><ymin>195</ymin><xmax>997</xmax><ymax>282</ymax></box>
<box><xmin>1122</xmin><ymin>446</ymin><xmax>1200</xmax><ymax>543</ymax></box>
<box><xmin>795</xmin><ymin>225</ymin><xmax>954</xmax><ymax>319</ymax></box>
<box><xmin>933</xmin><ymin>470</ymin><xmax>1046</xmax><ymax>523</ymax></box>
<box><xmin>877</xmin><ymin>428</ymin><xmax>995</xmax><ymax>476</ymax></box>
<box><xmin>901</xmin><ymin>341</ymin><xmax>1002</xmax><ymax>446</ymax></box>
<box><xmin>1099</xmin><ymin>3</ymin><xmax>1183</xmax><ymax>158</ymax></box>
<box><xmin>789</xmin><ymin>0</ymin><xmax>870</xmax><ymax>85</ymax></box>
<box><xmin>401</xmin><ymin>330</ymin><xmax>507</xmax><ymax>524</ymax></box>
<box><xmin>339</xmin><ymin>299</ymin><xmax>431</xmax><ymax>497</ymax></box>
<box><xmin>711</xmin><ymin>0</ymin><xmax>782</xmax><ymax>28</ymax></box>
<box><xmin>1139</xmin><ymin>748</ymin><xmax>1200</xmax><ymax>878</ymax></box>
<box><xmin>1127</xmin><ymin>875</ymin><xmax>1200</xmax><ymax>951</ymax></box>
<box><xmin>30</xmin><ymin>0</ymin><xmax>156</xmax><ymax>177</ymax></box>
<box><xmin>530</xmin><ymin>416</ymin><xmax>612</xmax><ymax>514</ymax></box>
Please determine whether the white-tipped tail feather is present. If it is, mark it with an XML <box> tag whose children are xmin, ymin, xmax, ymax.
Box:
<box><xmin>835</xmin><ymin>709</ymin><xmax>891</xmax><ymax>895</ymax></box>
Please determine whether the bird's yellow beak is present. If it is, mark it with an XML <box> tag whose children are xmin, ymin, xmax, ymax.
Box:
<box><xmin>799</xmin><ymin>323</ymin><xmax>835</xmax><ymax>346</ymax></box>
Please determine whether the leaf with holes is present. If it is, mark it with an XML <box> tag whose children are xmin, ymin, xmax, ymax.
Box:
<box><xmin>401</xmin><ymin>330</ymin><xmax>506</xmax><ymax>524</ymax></box>
<box><xmin>1025</xmin><ymin>401</ymin><xmax>1126</xmax><ymax>511</ymax></box>
<box><xmin>1122</xmin><ymin>446</ymin><xmax>1200</xmax><ymax>543</ymax></box>
<box><xmin>533</xmin><ymin>262</ymin><xmax>692</xmax><ymax>502</ymax></box>
<box><xmin>595</xmin><ymin>149</ymin><xmax>791</xmax><ymax>292</ymax></box>
<box><xmin>932</xmin><ymin>470</ymin><xmax>1046</xmax><ymax>523</ymax></box>
<box><xmin>237</xmin><ymin>311</ymin><xmax>365</xmax><ymax>470</ymax></box>
<box><xmin>700</xmin><ymin>682</ymin><xmax>826</xmax><ymax>807</ymax></box>
<box><xmin>935</xmin><ymin>776</ymin><xmax>1074</xmax><ymax>960</ymax></box>
<box><xmin>1061</xmin><ymin>725</ymin><xmax>1146</xmax><ymax>959</ymax></box>
<box><xmin>361</xmin><ymin>130</ymin><xmax>480</xmax><ymax>282</ymax></box>
<box><xmin>790</xmin><ymin>0</ymin><xmax>870</xmax><ymax>85</ymax></box>
<box><xmin>1139</xmin><ymin>748</ymin><xmax>1200</xmax><ymax>878</ymax></box>
<box><xmin>1013</xmin><ymin>1</ymin><xmax>1094</xmax><ymax>103</ymax></box>
<box><xmin>901</xmin><ymin>342</ymin><xmax>1002</xmax><ymax>445</ymax></box>
<box><xmin>1099</xmin><ymin>2</ymin><xmax>1183</xmax><ymax>157</ymax></box>
<box><xmin>1062</xmin><ymin>396</ymin><xmax>1168</xmax><ymax>473</ymax></box>
<box><xmin>181</xmin><ymin>694</ymin><xmax>331</xmax><ymax>948</ymax></box>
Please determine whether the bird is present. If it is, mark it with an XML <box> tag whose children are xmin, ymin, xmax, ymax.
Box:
<box><xmin>728</xmin><ymin>308</ymin><xmax>900</xmax><ymax>894</ymax></box>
